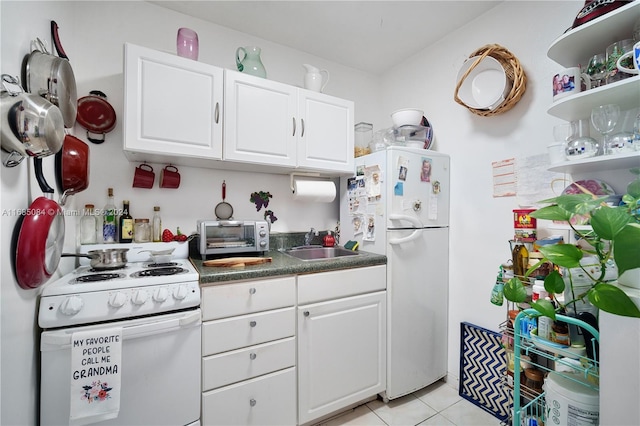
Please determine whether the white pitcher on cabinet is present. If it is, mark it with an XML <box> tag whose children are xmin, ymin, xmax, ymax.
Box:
<box><xmin>303</xmin><ymin>64</ymin><xmax>329</xmax><ymax>93</ymax></box>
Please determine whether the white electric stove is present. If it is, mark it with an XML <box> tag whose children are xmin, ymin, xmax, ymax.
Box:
<box><xmin>39</xmin><ymin>242</ymin><xmax>201</xmax><ymax>426</ymax></box>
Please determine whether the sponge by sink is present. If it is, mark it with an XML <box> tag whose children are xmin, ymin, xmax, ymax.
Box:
<box><xmin>344</xmin><ymin>240</ymin><xmax>359</xmax><ymax>251</ymax></box>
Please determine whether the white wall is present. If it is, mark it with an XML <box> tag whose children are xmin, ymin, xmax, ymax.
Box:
<box><xmin>378</xmin><ymin>0</ymin><xmax>586</xmax><ymax>379</ymax></box>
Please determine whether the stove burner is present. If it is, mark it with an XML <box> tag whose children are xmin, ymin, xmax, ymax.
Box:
<box><xmin>146</xmin><ymin>262</ymin><xmax>179</xmax><ymax>268</ymax></box>
<box><xmin>73</xmin><ymin>273</ymin><xmax>125</xmax><ymax>283</ymax></box>
<box><xmin>132</xmin><ymin>267</ymin><xmax>187</xmax><ymax>278</ymax></box>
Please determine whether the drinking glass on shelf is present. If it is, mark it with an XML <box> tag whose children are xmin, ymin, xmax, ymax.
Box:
<box><xmin>591</xmin><ymin>104</ymin><xmax>620</xmax><ymax>156</ymax></box>
<box><xmin>586</xmin><ymin>53</ymin><xmax>607</xmax><ymax>88</ymax></box>
<box><xmin>177</xmin><ymin>28</ymin><xmax>199</xmax><ymax>60</ymax></box>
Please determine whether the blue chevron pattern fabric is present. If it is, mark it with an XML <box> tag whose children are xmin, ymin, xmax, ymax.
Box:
<box><xmin>459</xmin><ymin>322</ymin><xmax>510</xmax><ymax>422</ymax></box>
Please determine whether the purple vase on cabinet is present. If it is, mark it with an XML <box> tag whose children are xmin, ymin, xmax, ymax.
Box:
<box><xmin>177</xmin><ymin>28</ymin><xmax>198</xmax><ymax>60</ymax></box>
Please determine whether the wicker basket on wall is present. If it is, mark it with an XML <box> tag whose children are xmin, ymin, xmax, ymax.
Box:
<box><xmin>454</xmin><ymin>44</ymin><xmax>527</xmax><ymax>117</ymax></box>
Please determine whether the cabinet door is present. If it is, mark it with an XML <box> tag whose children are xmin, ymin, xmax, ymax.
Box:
<box><xmin>123</xmin><ymin>43</ymin><xmax>223</xmax><ymax>160</ymax></box>
<box><xmin>298</xmin><ymin>291</ymin><xmax>386</xmax><ymax>424</ymax></box>
<box><xmin>224</xmin><ymin>70</ymin><xmax>297</xmax><ymax>166</ymax></box>
<box><xmin>202</xmin><ymin>367</ymin><xmax>296</xmax><ymax>426</ymax></box>
<box><xmin>297</xmin><ymin>90</ymin><xmax>354</xmax><ymax>173</ymax></box>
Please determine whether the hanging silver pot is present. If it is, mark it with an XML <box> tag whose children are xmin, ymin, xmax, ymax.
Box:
<box><xmin>25</xmin><ymin>38</ymin><xmax>77</xmax><ymax>128</ymax></box>
<box><xmin>0</xmin><ymin>75</ymin><xmax>65</xmax><ymax>167</ymax></box>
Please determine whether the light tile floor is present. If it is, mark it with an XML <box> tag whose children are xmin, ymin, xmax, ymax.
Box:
<box><xmin>317</xmin><ymin>380</ymin><xmax>503</xmax><ymax>426</ymax></box>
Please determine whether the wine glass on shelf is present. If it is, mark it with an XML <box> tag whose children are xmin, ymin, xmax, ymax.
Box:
<box><xmin>586</xmin><ymin>53</ymin><xmax>607</xmax><ymax>88</ymax></box>
<box><xmin>591</xmin><ymin>104</ymin><xmax>620</xmax><ymax>156</ymax></box>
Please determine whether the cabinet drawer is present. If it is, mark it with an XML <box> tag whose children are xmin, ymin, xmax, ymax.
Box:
<box><xmin>203</xmin><ymin>337</ymin><xmax>295</xmax><ymax>391</ymax></box>
<box><xmin>202</xmin><ymin>307</ymin><xmax>295</xmax><ymax>355</ymax></box>
<box><xmin>298</xmin><ymin>265</ymin><xmax>386</xmax><ymax>304</ymax></box>
<box><xmin>202</xmin><ymin>276</ymin><xmax>295</xmax><ymax>320</ymax></box>
<box><xmin>202</xmin><ymin>367</ymin><xmax>296</xmax><ymax>426</ymax></box>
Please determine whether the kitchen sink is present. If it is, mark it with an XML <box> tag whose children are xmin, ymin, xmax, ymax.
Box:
<box><xmin>282</xmin><ymin>246</ymin><xmax>360</xmax><ymax>261</ymax></box>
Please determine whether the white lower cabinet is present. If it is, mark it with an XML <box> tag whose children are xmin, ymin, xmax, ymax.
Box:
<box><xmin>297</xmin><ymin>267</ymin><xmax>387</xmax><ymax>425</ymax></box>
<box><xmin>201</xmin><ymin>277</ymin><xmax>296</xmax><ymax>426</ymax></box>
<box><xmin>200</xmin><ymin>267</ymin><xmax>387</xmax><ymax>426</ymax></box>
<box><xmin>202</xmin><ymin>367</ymin><xmax>296</xmax><ymax>426</ymax></box>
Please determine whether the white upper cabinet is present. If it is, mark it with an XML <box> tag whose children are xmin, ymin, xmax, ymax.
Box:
<box><xmin>297</xmin><ymin>90</ymin><xmax>354</xmax><ymax>173</ymax></box>
<box><xmin>224</xmin><ymin>71</ymin><xmax>298</xmax><ymax>167</ymax></box>
<box><xmin>224</xmin><ymin>70</ymin><xmax>354</xmax><ymax>174</ymax></box>
<box><xmin>123</xmin><ymin>43</ymin><xmax>223</xmax><ymax>165</ymax></box>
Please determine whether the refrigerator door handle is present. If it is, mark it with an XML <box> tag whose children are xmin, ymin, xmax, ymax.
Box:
<box><xmin>388</xmin><ymin>214</ymin><xmax>423</xmax><ymax>228</ymax></box>
<box><xmin>388</xmin><ymin>229</ymin><xmax>421</xmax><ymax>245</ymax></box>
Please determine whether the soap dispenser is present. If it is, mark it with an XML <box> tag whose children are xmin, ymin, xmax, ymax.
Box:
<box><xmin>322</xmin><ymin>231</ymin><xmax>335</xmax><ymax>247</ymax></box>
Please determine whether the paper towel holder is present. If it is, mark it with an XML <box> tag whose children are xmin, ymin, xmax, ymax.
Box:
<box><xmin>290</xmin><ymin>172</ymin><xmax>322</xmax><ymax>193</ymax></box>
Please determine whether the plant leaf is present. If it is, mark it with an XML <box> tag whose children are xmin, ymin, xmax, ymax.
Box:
<box><xmin>538</xmin><ymin>244</ymin><xmax>583</xmax><ymax>268</ymax></box>
<box><xmin>590</xmin><ymin>206</ymin><xmax>630</xmax><ymax>240</ymax></box>
<box><xmin>543</xmin><ymin>270</ymin><xmax>565</xmax><ymax>294</ymax></box>
<box><xmin>503</xmin><ymin>277</ymin><xmax>528</xmax><ymax>303</ymax></box>
<box><xmin>627</xmin><ymin>178</ymin><xmax>640</xmax><ymax>198</ymax></box>
<box><xmin>530</xmin><ymin>205</ymin><xmax>571</xmax><ymax>222</ymax></box>
<box><xmin>531</xmin><ymin>298</ymin><xmax>556</xmax><ymax>320</ymax></box>
<box><xmin>613</xmin><ymin>223</ymin><xmax>640</xmax><ymax>276</ymax></box>
<box><xmin>588</xmin><ymin>283</ymin><xmax>640</xmax><ymax>318</ymax></box>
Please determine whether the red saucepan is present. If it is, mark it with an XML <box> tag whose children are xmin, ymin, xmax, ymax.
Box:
<box><xmin>55</xmin><ymin>134</ymin><xmax>90</xmax><ymax>205</ymax></box>
<box><xmin>14</xmin><ymin>157</ymin><xmax>65</xmax><ymax>289</ymax></box>
<box><xmin>76</xmin><ymin>90</ymin><xmax>116</xmax><ymax>144</ymax></box>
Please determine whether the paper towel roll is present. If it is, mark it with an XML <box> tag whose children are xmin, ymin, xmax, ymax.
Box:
<box><xmin>293</xmin><ymin>179</ymin><xmax>336</xmax><ymax>202</ymax></box>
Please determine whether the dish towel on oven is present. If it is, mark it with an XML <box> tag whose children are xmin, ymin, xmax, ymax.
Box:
<box><xmin>69</xmin><ymin>327</ymin><xmax>123</xmax><ymax>425</ymax></box>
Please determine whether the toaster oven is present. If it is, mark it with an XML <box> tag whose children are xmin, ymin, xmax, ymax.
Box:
<box><xmin>198</xmin><ymin>220</ymin><xmax>269</xmax><ymax>258</ymax></box>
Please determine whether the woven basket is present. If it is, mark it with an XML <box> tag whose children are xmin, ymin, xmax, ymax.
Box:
<box><xmin>454</xmin><ymin>44</ymin><xmax>527</xmax><ymax>117</ymax></box>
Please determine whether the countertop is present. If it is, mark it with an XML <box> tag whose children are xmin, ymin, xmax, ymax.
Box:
<box><xmin>192</xmin><ymin>249</ymin><xmax>387</xmax><ymax>286</ymax></box>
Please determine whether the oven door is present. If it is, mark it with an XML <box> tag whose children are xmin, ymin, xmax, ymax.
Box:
<box><xmin>40</xmin><ymin>309</ymin><xmax>201</xmax><ymax>426</ymax></box>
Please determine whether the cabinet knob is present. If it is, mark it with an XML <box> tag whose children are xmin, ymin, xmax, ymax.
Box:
<box><xmin>292</xmin><ymin>117</ymin><xmax>296</xmax><ymax>136</ymax></box>
<box><xmin>301</xmin><ymin>118</ymin><xmax>305</xmax><ymax>137</ymax></box>
<box><xmin>249</xmin><ymin>320</ymin><xmax>257</xmax><ymax>327</ymax></box>
<box><xmin>303</xmin><ymin>310</ymin><xmax>310</xmax><ymax>317</ymax></box>
<box><xmin>250</xmin><ymin>352</ymin><xmax>257</xmax><ymax>360</ymax></box>
<box><xmin>249</xmin><ymin>287</ymin><xmax>256</xmax><ymax>295</ymax></box>
<box><xmin>249</xmin><ymin>398</ymin><xmax>257</xmax><ymax>407</ymax></box>
<box><xmin>214</xmin><ymin>102</ymin><xmax>220</xmax><ymax>124</ymax></box>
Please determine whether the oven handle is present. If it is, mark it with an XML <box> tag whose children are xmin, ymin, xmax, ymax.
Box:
<box><xmin>41</xmin><ymin>310</ymin><xmax>201</xmax><ymax>349</ymax></box>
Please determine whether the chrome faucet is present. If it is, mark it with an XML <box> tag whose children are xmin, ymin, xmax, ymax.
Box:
<box><xmin>304</xmin><ymin>227</ymin><xmax>317</xmax><ymax>246</ymax></box>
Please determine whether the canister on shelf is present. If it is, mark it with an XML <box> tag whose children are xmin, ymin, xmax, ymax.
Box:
<box><xmin>513</xmin><ymin>209</ymin><xmax>537</xmax><ymax>241</ymax></box>
<box><xmin>134</xmin><ymin>218</ymin><xmax>151</xmax><ymax>243</ymax></box>
<box><xmin>524</xmin><ymin>368</ymin><xmax>545</xmax><ymax>394</ymax></box>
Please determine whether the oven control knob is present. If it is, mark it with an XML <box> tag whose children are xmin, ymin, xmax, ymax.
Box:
<box><xmin>153</xmin><ymin>287</ymin><xmax>169</xmax><ymax>303</ymax></box>
<box><xmin>108</xmin><ymin>292</ymin><xmax>127</xmax><ymax>308</ymax></box>
<box><xmin>132</xmin><ymin>290</ymin><xmax>148</xmax><ymax>305</ymax></box>
<box><xmin>173</xmin><ymin>284</ymin><xmax>189</xmax><ymax>300</ymax></box>
<box><xmin>60</xmin><ymin>295</ymin><xmax>84</xmax><ymax>315</ymax></box>
<box><xmin>259</xmin><ymin>230</ymin><xmax>267</xmax><ymax>237</ymax></box>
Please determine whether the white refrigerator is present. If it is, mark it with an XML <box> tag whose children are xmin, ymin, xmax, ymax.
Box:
<box><xmin>340</xmin><ymin>146</ymin><xmax>450</xmax><ymax>400</ymax></box>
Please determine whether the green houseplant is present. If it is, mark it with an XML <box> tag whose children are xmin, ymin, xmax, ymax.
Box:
<box><xmin>503</xmin><ymin>170</ymin><xmax>640</xmax><ymax>319</ymax></box>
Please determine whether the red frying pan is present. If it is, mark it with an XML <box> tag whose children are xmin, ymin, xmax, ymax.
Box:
<box><xmin>14</xmin><ymin>157</ymin><xmax>65</xmax><ymax>289</ymax></box>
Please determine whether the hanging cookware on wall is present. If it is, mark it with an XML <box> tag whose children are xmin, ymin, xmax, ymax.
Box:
<box><xmin>214</xmin><ymin>180</ymin><xmax>234</xmax><ymax>220</ymax></box>
<box><xmin>14</xmin><ymin>157</ymin><xmax>65</xmax><ymax>289</ymax></box>
<box><xmin>25</xmin><ymin>38</ymin><xmax>77</xmax><ymax>128</ymax></box>
<box><xmin>1</xmin><ymin>74</ymin><xmax>65</xmax><ymax>167</ymax></box>
<box><xmin>76</xmin><ymin>90</ymin><xmax>116</xmax><ymax>144</ymax></box>
<box><xmin>61</xmin><ymin>248</ymin><xmax>129</xmax><ymax>271</ymax></box>
<box><xmin>55</xmin><ymin>134</ymin><xmax>90</xmax><ymax>205</ymax></box>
